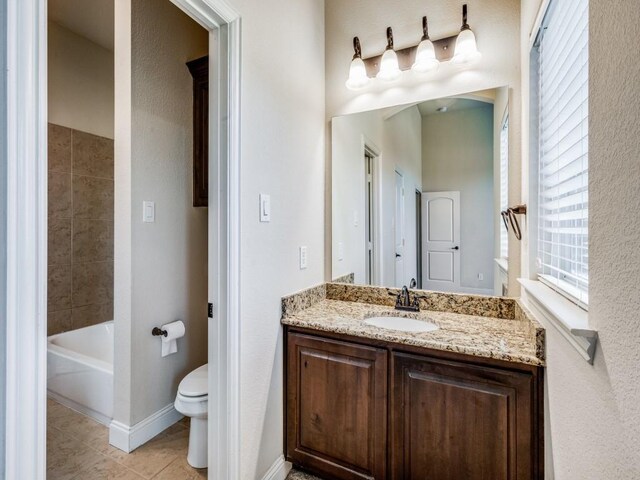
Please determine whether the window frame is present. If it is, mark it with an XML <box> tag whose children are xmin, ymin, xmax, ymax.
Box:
<box><xmin>499</xmin><ymin>111</ymin><xmax>509</xmax><ymax>260</ymax></box>
<box><xmin>530</xmin><ymin>0</ymin><xmax>589</xmax><ymax>311</ymax></box>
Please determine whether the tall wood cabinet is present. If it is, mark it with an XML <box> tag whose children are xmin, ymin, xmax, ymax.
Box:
<box><xmin>285</xmin><ymin>327</ymin><xmax>543</xmax><ymax>480</ymax></box>
<box><xmin>186</xmin><ymin>56</ymin><xmax>208</xmax><ymax>207</ymax></box>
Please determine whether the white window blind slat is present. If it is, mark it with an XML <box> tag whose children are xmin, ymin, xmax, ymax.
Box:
<box><xmin>536</xmin><ymin>0</ymin><xmax>589</xmax><ymax>307</ymax></box>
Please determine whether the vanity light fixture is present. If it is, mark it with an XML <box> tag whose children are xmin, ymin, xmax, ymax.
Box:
<box><xmin>376</xmin><ymin>27</ymin><xmax>401</xmax><ymax>82</ymax></box>
<box><xmin>345</xmin><ymin>36</ymin><xmax>370</xmax><ymax>90</ymax></box>
<box><xmin>411</xmin><ymin>16</ymin><xmax>439</xmax><ymax>73</ymax></box>
<box><xmin>452</xmin><ymin>4</ymin><xmax>482</xmax><ymax>65</ymax></box>
<box><xmin>346</xmin><ymin>4</ymin><xmax>482</xmax><ymax>89</ymax></box>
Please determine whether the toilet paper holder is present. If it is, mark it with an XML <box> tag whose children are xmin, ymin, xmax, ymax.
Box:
<box><xmin>151</xmin><ymin>327</ymin><xmax>168</xmax><ymax>337</ymax></box>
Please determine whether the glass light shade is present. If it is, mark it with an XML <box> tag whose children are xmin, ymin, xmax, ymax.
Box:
<box><xmin>452</xmin><ymin>28</ymin><xmax>481</xmax><ymax>65</ymax></box>
<box><xmin>345</xmin><ymin>57</ymin><xmax>370</xmax><ymax>90</ymax></box>
<box><xmin>376</xmin><ymin>49</ymin><xmax>401</xmax><ymax>82</ymax></box>
<box><xmin>411</xmin><ymin>39</ymin><xmax>439</xmax><ymax>73</ymax></box>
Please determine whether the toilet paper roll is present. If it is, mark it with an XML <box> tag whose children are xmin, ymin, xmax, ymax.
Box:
<box><xmin>161</xmin><ymin>320</ymin><xmax>185</xmax><ymax>357</ymax></box>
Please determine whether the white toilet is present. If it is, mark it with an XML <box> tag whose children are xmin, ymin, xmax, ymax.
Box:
<box><xmin>174</xmin><ymin>364</ymin><xmax>208</xmax><ymax>468</ymax></box>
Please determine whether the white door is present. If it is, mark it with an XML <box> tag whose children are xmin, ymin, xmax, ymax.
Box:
<box><xmin>422</xmin><ymin>191</ymin><xmax>460</xmax><ymax>291</ymax></box>
<box><xmin>394</xmin><ymin>171</ymin><xmax>405</xmax><ymax>287</ymax></box>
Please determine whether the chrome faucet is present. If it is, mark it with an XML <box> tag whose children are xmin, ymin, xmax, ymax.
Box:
<box><xmin>394</xmin><ymin>279</ymin><xmax>420</xmax><ymax>312</ymax></box>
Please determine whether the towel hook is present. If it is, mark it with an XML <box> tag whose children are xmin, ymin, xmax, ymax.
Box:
<box><xmin>501</xmin><ymin>204</ymin><xmax>527</xmax><ymax>241</ymax></box>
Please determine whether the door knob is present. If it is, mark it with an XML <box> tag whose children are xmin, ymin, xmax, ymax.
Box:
<box><xmin>451</xmin><ymin>246</ymin><xmax>459</xmax><ymax>250</ymax></box>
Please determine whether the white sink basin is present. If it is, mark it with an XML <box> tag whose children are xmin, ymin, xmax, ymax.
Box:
<box><xmin>364</xmin><ymin>316</ymin><xmax>439</xmax><ymax>333</ymax></box>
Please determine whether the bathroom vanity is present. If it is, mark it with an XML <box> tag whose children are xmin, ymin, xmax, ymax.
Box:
<box><xmin>282</xmin><ymin>283</ymin><xmax>545</xmax><ymax>480</ymax></box>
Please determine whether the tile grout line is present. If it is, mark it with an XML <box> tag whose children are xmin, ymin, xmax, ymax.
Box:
<box><xmin>70</xmin><ymin>129</ymin><xmax>75</xmax><ymax>329</ymax></box>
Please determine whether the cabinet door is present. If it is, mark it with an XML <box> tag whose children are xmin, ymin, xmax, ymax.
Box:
<box><xmin>391</xmin><ymin>352</ymin><xmax>536</xmax><ymax>480</ymax></box>
<box><xmin>287</xmin><ymin>333</ymin><xmax>387</xmax><ymax>480</ymax></box>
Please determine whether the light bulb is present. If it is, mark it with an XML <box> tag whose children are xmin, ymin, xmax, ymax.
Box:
<box><xmin>377</xmin><ymin>49</ymin><xmax>401</xmax><ymax>82</ymax></box>
<box><xmin>345</xmin><ymin>36</ymin><xmax>370</xmax><ymax>90</ymax></box>
<box><xmin>452</xmin><ymin>5</ymin><xmax>481</xmax><ymax>65</ymax></box>
<box><xmin>412</xmin><ymin>38</ymin><xmax>439</xmax><ymax>73</ymax></box>
<box><xmin>346</xmin><ymin>56</ymin><xmax>370</xmax><ymax>90</ymax></box>
<box><xmin>452</xmin><ymin>28</ymin><xmax>481</xmax><ymax>65</ymax></box>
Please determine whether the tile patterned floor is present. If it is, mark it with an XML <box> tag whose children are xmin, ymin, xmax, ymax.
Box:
<box><xmin>47</xmin><ymin>399</ymin><xmax>206</xmax><ymax>479</ymax></box>
<box><xmin>285</xmin><ymin>470</ymin><xmax>324</xmax><ymax>480</ymax></box>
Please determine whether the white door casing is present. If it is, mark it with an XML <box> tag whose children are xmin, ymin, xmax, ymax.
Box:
<box><xmin>394</xmin><ymin>171</ymin><xmax>405</xmax><ymax>288</ymax></box>
<box><xmin>4</xmin><ymin>0</ymin><xmax>48</xmax><ymax>478</ymax></box>
<box><xmin>168</xmin><ymin>2</ymin><xmax>242</xmax><ymax>479</ymax></box>
<box><xmin>422</xmin><ymin>191</ymin><xmax>461</xmax><ymax>292</ymax></box>
<box><xmin>3</xmin><ymin>0</ymin><xmax>242</xmax><ymax>478</ymax></box>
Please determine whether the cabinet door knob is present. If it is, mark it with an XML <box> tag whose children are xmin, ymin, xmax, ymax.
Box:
<box><xmin>451</xmin><ymin>246</ymin><xmax>459</xmax><ymax>250</ymax></box>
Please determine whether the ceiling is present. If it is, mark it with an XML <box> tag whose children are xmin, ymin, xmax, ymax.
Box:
<box><xmin>49</xmin><ymin>0</ymin><xmax>114</xmax><ymax>51</ymax></box>
<box><xmin>417</xmin><ymin>97</ymin><xmax>492</xmax><ymax>117</ymax></box>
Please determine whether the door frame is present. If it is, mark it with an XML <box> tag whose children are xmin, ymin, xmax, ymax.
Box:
<box><xmin>393</xmin><ymin>169</ymin><xmax>406</xmax><ymax>287</ymax></box>
<box><xmin>2</xmin><ymin>0</ymin><xmax>242</xmax><ymax>478</ymax></box>
<box><xmin>360</xmin><ymin>135</ymin><xmax>381</xmax><ymax>286</ymax></box>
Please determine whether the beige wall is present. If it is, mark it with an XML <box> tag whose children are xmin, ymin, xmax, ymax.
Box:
<box><xmin>115</xmin><ymin>0</ymin><xmax>326</xmax><ymax>477</ymax></box>
<box><xmin>48</xmin><ymin>21</ymin><xmax>114</xmax><ymax>139</ymax></box>
<box><xmin>48</xmin><ymin>14</ymin><xmax>115</xmax><ymax>336</ymax></box>
<box><xmin>518</xmin><ymin>1</ymin><xmax>640</xmax><ymax>478</ymax></box>
<box><xmin>422</xmin><ymin>105</ymin><xmax>494</xmax><ymax>292</ymax></box>
<box><xmin>47</xmin><ymin>124</ymin><xmax>114</xmax><ymax>336</ymax></box>
<box><xmin>325</xmin><ymin>0</ymin><xmax>522</xmax><ymax>294</ymax></box>
<box><xmin>233</xmin><ymin>0</ymin><xmax>325</xmax><ymax>476</ymax></box>
<box><xmin>114</xmin><ymin>0</ymin><xmax>208</xmax><ymax>427</ymax></box>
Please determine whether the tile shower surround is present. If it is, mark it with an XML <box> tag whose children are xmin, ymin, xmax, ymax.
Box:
<box><xmin>48</xmin><ymin>123</ymin><xmax>114</xmax><ymax>335</ymax></box>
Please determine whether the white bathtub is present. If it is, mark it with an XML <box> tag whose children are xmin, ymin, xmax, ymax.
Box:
<box><xmin>47</xmin><ymin>321</ymin><xmax>114</xmax><ymax>425</ymax></box>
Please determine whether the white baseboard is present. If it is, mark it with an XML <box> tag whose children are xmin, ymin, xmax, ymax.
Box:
<box><xmin>109</xmin><ymin>403</ymin><xmax>183</xmax><ymax>453</ymax></box>
<box><xmin>261</xmin><ymin>455</ymin><xmax>291</xmax><ymax>480</ymax></box>
<box><xmin>455</xmin><ymin>286</ymin><xmax>495</xmax><ymax>296</ymax></box>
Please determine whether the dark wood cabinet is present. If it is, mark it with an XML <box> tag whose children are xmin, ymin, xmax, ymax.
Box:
<box><xmin>285</xmin><ymin>327</ymin><xmax>543</xmax><ymax>480</ymax></box>
<box><xmin>390</xmin><ymin>352</ymin><xmax>537</xmax><ymax>480</ymax></box>
<box><xmin>286</xmin><ymin>332</ymin><xmax>388</xmax><ymax>480</ymax></box>
<box><xmin>186</xmin><ymin>56</ymin><xmax>208</xmax><ymax>207</ymax></box>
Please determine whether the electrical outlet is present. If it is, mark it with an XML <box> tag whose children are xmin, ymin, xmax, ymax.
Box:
<box><xmin>299</xmin><ymin>246</ymin><xmax>308</xmax><ymax>269</ymax></box>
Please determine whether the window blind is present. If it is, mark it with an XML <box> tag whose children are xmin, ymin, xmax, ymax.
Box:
<box><xmin>535</xmin><ymin>0</ymin><xmax>589</xmax><ymax>306</ymax></box>
<box><xmin>500</xmin><ymin>115</ymin><xmax>509</xmax><ymax>259</ymax></box>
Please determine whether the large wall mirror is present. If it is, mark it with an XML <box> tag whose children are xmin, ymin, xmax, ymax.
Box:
<box><xmin>331</xmin><ymin>86</ymin><xmax>510</xmax><ymax>296</ymax></box>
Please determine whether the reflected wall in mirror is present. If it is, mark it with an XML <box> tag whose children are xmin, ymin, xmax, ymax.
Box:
<box><xmin>332</xmin><ymin>87</ymin><xmax>510</xmax><ymax>296</ymax></box>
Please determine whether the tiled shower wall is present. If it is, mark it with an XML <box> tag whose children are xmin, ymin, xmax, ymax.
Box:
<box><xmin>47</xmin><ymin>123</ymin><xmax>114</xmax><ymax>336</ymax></box>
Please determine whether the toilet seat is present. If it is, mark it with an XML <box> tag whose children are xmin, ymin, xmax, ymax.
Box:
<box><xmin>178</xmin><ymin>364</ymin><xmax>208</xmax><ymax>397</ymax></box>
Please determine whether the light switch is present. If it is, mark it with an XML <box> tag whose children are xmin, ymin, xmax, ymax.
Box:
<box><xmin>260</xmin><ymin>194</ymin><xmax>271</xmax><ymax>222</ymax></box>
<box><xmin>143</xmin><ymin>201</ymin><xmax>155</xmax><ymax>223</ymax></box>
<box><xmin>299</xmin><ymin>246</ymin><xmax>308</xmax><ymax>270</ymax></box>
<box><xmin>338</xmin><ymin>242</ymin><xmax>344</xmax><ymax>261</ymax></box>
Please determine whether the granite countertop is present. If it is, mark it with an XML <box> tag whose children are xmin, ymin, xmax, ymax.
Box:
<box><xmin>281</xmin><ymin>283</ymin><xmax>545</xmax><ymax>367</ymax></box>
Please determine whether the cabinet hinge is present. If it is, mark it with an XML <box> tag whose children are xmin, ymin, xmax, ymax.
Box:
<box><xmin>208</xmin><ymin>303</ymin><xmax>214</xmax><ymax>318</ymax></box>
